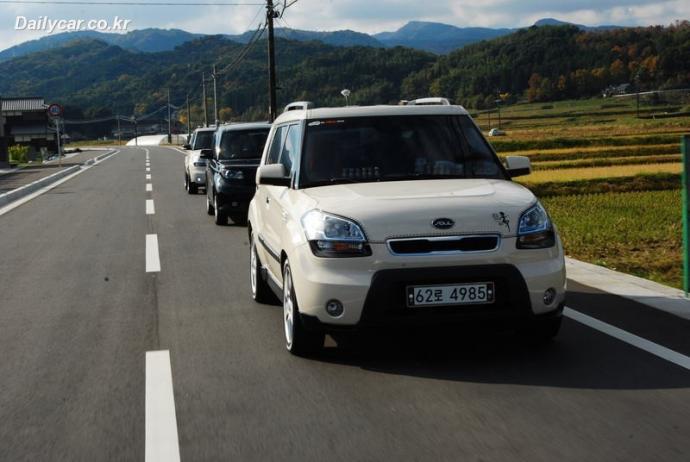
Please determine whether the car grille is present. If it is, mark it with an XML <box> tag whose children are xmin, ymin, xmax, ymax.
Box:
<box><xmin>387</xmin><ymin>235</ymin><xmax>500</xmax><ymax>255</ymax></box>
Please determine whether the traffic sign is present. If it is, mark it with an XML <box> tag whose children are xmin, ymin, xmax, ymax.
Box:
<box><xmin>47</xmin><ymin>103</ymin><xmax>63</xmax><ymax>118</ymax></box>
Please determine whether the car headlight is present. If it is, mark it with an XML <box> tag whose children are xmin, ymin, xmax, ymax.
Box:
<box><xmin>517</xmin><ymin>202</ymin><xmax>556</xmax><ymax>249</ymax></box>
<box><xmin>301</xmin><ymin>210</ymin><xmax>371</xmax><ymax>257</ymax></box>
<box><xmin>221</xmin><ymin>169</ymin><xmax>244</xmax><ymax>180</ymax></box>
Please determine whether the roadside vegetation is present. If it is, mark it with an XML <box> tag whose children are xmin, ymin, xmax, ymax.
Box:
<box><xmin>486</xmin><ymin>96</ymin><xmax>687</xmax><ymax>289</ymax></box>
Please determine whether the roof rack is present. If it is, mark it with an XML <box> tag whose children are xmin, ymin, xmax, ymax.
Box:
<box><xmin>406</xmin><ymin>97</ymin><xmax>451</xmax><ymax>106</ymax></box>
<box><xmin>283</xmin><ymin>101</ymin><xmax>314</xmax><ymax>113</ymax></box>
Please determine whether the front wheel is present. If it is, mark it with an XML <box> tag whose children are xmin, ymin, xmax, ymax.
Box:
<box><xmin>213</xmin><ymin>194</ymin><xmax>227</xmax><ymax>225</ymax></box>
<box><xmin>283</xmin><ymin>261</ymin><xmax>324</xmax><ymax>356</ymax></box>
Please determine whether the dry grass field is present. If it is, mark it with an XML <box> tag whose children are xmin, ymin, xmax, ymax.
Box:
<box><xmin>484</xmin><ymin>96</ymin><xmax>689</xmax><ymax>288</ymax></box>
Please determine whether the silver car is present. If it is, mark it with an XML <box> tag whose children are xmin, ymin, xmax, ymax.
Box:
<box><xmin>183</xmin><ymin>127</ymin><xmax>215</xmax><ymax>194</ymax></box>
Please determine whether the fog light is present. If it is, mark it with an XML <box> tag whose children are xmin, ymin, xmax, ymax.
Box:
<box><xmin>543</xmin><ymin>288</ymin><xmax>557</xmax><ymax>306</ymax></box>
<box><xmin>325</xmin><ymin>300</ymin><xmax>344</xmax><ymax>317</ymax></box>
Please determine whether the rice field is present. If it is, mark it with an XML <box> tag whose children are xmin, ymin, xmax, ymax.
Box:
<box><xmin>520</xmin><ymin>162</ymin><xmax>682</xmax><ymax>184</ymax></box>
<box><xmin>543</xmin><ymin>190</ymin><xmax>681</xmax><ymax>289</ymax></box>
<box><xmin>485</xmin><ymin>96</ymin><xmax>689</xmax><ymax>288</ymax></box>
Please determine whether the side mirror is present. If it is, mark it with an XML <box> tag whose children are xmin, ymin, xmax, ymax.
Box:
<box><xmin>505</xmin><ymin>156</ymin><xmax>531</xmax><ymax>178</ymax></box>
<box><xmin>182</xmin><ymin>144</ymin><xmax>191</xmax><ymax>150</ymax></box>
<box><xmin>257</xmin><ymin>164</ymin><xmax>290</xmax><ymax>187</ymax></box>
<box><xmin>199</xmin><ymin>149</ymin><xmax>213</xmax><ymax>160</ymax></box>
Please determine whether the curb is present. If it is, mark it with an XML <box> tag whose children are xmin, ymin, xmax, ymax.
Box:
<box><xmin>0</xmin><ymin>165</ymin><xmax>80</xmax><ymax>208</ymax></box>
<box><xmin>566</xmin><ymin>258</ymin><xmax>690</xmax><ymax>321</ymax></box>
<box><xmin>0</xmin><ymin>150</ymin><xmax>116</xmax><ymax>208</ymax></box>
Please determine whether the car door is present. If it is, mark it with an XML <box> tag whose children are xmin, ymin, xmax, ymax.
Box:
<box><xmin>206</xmin><ymin>131</ymin><xmax>221</xmax><ymax>202</ymax></box>
<box><xmin>256</xmin><ymin>125</ymin><xmax>289</xmax><ymax>279</ymax></box>
<box><xmin>264</xmin><ymin>123</ymin><xmax>302</xmax><ymax>279</ymax></box>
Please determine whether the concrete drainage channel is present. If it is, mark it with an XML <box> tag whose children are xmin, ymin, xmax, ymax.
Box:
<box><xmin>0</xmin><ymin>150</ymin><xmax>117</xmax><ymax>208</ymax></box>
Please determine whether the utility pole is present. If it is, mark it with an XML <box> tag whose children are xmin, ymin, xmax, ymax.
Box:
<box><xmin>55</xmin><ymin>117</ymin><xmax>62</xmax><ymax>167</ymax></box>
<box><xmin>186</xmin><ymin>94</ymin><xmax>191</xmax><ymax>137</ymax></box>
<box><xmin>167</xmin><ymin>88</ymin><xmax>172</xmax><ymax>144</ymax></box>
<box><xmin>212</xmin><ymin>65</ymin><xmax>219</xmax><ymax>126</ymax></box>
<box><xmin>267</xmin><ymin>0</ymin><xmax>278</xmax><ymax>122</ymax></box>
<box><xmin>117</xmin><ymin>116</ymin><xmax>121</xmax><ymax>146</ymax></box>
<box><xmin>202</xmin><ymin>73</ymin><xmax>209</xmax><ymax>127</ymax></box>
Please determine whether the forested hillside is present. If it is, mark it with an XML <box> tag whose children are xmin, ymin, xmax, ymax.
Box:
<box><xmin>0</xmin><ymin>22</ymin><xmax>689</xmax><ymax>121</ymax></box>
<box><xmin>403</xmin><ymin>22</ymin><xmax>690</xmax><ymax>108</ymax></box>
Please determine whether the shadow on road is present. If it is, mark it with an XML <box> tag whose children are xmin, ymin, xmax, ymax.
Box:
<box><xmin>303</xmin><ymin>288</ymin><xmax>690</xmax><ymax>391</ymax></box>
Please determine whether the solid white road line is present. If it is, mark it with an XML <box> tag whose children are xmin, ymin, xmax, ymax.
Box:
<box><xmin>564</xmin><ymin>307</ymin><xmax>690</xmax><ymax>370</ymax></box>
<box><xmin>145</xmin><ymin>350</ymin><xmax>181</xmax><ymax>462</ymax></box>
<box><xmin>146</xmin><ymin>200</ymin><xmax>155</xmax><ymax>215</ymax></box>
<box><xmin>146</xmin><ymin>183</ymin><xmax>153</xmax><ymax>192</ymax></box>
<box><xmin>0</xmin><ymin>150</ymin><xmax>119</xmax><ymax>217</ymax></box>
<box><xmin>146</xmin><ymin>174</ymin><xmax>152</xmax><ymax>180</ymax></box>
<box><xmin>146</xmin><ymin>234</ymin><xmax>161</xmax><ymax>273</ymax></box>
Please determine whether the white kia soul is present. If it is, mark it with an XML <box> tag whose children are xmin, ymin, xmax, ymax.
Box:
<box><xmin>248</xmin><ymin>98</ymin><xmax>566</xmax><ymax>356</ymax></box>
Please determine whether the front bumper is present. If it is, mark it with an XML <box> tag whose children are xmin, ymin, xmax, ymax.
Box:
<box><xmin>215</xmin><ymin>180</ymin><xmax>256</xmax><ymax>213</ymax></box>
<box><xmin>289</xmin><ymin>238</ymin><xmax>566</xmax><ymax>329</ymax></box>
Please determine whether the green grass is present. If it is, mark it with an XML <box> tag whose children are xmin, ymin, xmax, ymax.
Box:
<box><xmin>543</xmin><ymin>190</ymin><xmax>682</xmax><ymax>289</ymax></box>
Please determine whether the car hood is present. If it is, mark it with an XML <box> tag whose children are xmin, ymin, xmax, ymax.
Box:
<box><xmin>301</xmin><ymin>179</ymin><xmax>536</xmax><ymax>241</ymax></box>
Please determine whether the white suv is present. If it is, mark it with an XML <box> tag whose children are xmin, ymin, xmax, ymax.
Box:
<box><xmin>248</xmin><ymin>99</ymin><xmax>566</xmax><ymax>356</ymax></box>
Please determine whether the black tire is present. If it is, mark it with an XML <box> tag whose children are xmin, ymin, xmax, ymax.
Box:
<box><xmin>283</xmin><ymin>261</ymin><xmax>324</xmax><ymax>356</ymax></box>
<box><xmin>230</xmin><ymin>213</ymin><xmax>247</xmax><ymax>226</ymax></box>
<box><xmin>213</xmin><ymin>194</ymin><xmax>227</xmax><ymax>225</ymax></box>
<box><xmin>250</xmin><ymin>233</ymin><xmax>276</xmax><ymax>304</ymax></box>
<box><xmin>206</xmin><ymin>193</ymin><xmax>214</xmax><ymax>215</ymax></box>
<box><xmin>520</xmin><ymin>316</ymin><xmax>562</xmax><ymax>345</ymax></box>
<box><xmin>188</xmin><ymin>182</ymin><xmax>198</xmax><ymax>194</ymax></box>
<box><xmin>184</xmin><ymin>173</ymin><xmax>189</xmax><ymax>191</ymax></box>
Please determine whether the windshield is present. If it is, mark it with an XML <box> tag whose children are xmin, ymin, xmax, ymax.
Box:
<box><xmin>193</xmin><ymin>131</ymin><xmax>214</xmax><ymax>150</ymax></box>
<box><xmin>219</xmin><ymin>129</ymin><xmax>269</xmax><ymax>161</ymax></box>
<box><xmin>300</xmin><ymin>115</ymin><xmax>505</xmax><ymax>188</ymax></box>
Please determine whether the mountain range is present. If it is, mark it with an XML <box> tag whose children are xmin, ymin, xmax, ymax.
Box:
<box><xmin>0</xmin><ymin>18</ymin><xmax>622</xmax><ymax>61</ymax></box>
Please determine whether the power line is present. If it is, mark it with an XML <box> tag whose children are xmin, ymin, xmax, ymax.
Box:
<box><xmin>0</xmin><ymin>1</ymin><xmax>263</xmax><ymax>5</ymax></box>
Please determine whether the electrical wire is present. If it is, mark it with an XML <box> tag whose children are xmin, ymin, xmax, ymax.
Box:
<box><xmin>0</xmin><ymin>1</ymin><xmax>263</xmax><ymax>5</ymax></box>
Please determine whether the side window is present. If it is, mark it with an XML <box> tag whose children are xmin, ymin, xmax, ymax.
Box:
<box><xmin>278</xmin><ymin>124</ymin><xmax>302</xmax><ymax>174</ymax></box>
<box><xmin>266</xmin><ymin>125</ymin><xmax>287</xmax><ymax>165</ymax></box>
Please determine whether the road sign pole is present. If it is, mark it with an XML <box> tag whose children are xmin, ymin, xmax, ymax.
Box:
<box><xmin>682</xmin><ymin>135</ymin><xmax>690</xmax><ymax>297</ymax></box>
<box><xmin>56</xmin><ymin>117</ymin><xmax>62</xmax><ymax>168</ymax></box>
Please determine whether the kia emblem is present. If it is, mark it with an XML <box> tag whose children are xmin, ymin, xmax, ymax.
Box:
<box><xmin>432</xmin><ymin>218</ymin><xmax>455</xmax><ymax>230</ymax></box>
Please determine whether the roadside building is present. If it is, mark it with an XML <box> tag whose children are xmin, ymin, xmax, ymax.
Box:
<box><xmin>0</xmin><ymin>97</ymin><xmax>56</xmax><ymax>162</ymax></box>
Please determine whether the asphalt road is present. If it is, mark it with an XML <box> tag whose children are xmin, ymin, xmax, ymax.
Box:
<box><xmin>1</xmin><ymin>146</ymin><xmax>689</xmax><ymax>461</ymax></box>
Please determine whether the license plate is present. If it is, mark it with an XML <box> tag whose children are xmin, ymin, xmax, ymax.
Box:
<box><xmin>407</xmin><ymin>282</ymin><xmax>495</xmax><ymax>307</ymax></box>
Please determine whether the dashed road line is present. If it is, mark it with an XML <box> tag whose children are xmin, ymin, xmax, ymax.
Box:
<box><xmin>146</xmin><ymin>174</ymin><xmax>152</xmax><ymax>180</ymax></box>
<box><xmin>145</xmin><ymin>350</ymin><xmax>180</xmax><ymax>462</ymax></box>
<box><xmin>146</xmin><ymin>183</ymin><xmax>153</xmax><ymax>192</ymax></box>
<box><xmin>564</xmin><ymin>307</ymin><xmax>690</xmax><ymax>370</ymax></box>
<box><xmin>146</xmin><ymin>200</ymin><xmax>155</xmax><ymax>215</ymax></box>
<box><xmin>146</xmin><ymin>167</ymin><xmax>151</xmax><ymax>172</ymax></box>
<box><xmin>146</xmin><ymin>234</ymin><xmax>161</xmax><ymax>273</ymax></box>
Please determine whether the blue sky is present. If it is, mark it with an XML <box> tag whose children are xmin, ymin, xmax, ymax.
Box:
<box><xmin>2</xmin><ymin>0</ymin><xmax>689</xmax><ymax>49</ymax></box>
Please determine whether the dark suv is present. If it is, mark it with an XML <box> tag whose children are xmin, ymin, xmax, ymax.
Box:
<box><xmin>204</xmin><ymin>123</ymin><xmax>271</xmax><ymax>225</ymax></box>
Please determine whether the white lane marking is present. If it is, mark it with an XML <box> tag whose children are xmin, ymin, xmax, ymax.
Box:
<box><xmin>146</xmin><ymin>234</ymin><xmax>161</xmax><ymax>273</ymax></box>
<box><xmin>0</xmin><ymin>150</ymin><xmax>119</xmax><ymax>217</ymax></box>
<box><xmin>146</xmin><ymin>183</ymin><xmax>153</xmax><ymax>192</ymax></box>
<box><xmin>146</xmin><ymin>167</ymin><xmax>151</xmax><ymax>172</ymax></box>
<box><xmin>145</xmin><ymin>351</ymin><xmax>181</xmax><ymax>462</ymax></box>
<box><xmin>146</xmin><ymin>200</ymin><xmax>155</xmax><ymax>215</ymax></box>
<box><xmin>564</xmin><ymin>307</ymin><xmax>690</xmax><ymax>370</ymax></box>
<box><xmin>146</xmin><ymin>174</ymin><xmax>152</xmax><ymax>180</ymax></box>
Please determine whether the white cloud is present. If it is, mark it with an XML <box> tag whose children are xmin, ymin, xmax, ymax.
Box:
<box><xmin>0</xmin><ymin>0</ymin><xmax>688</xmax><ymax>51</ymax></box>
